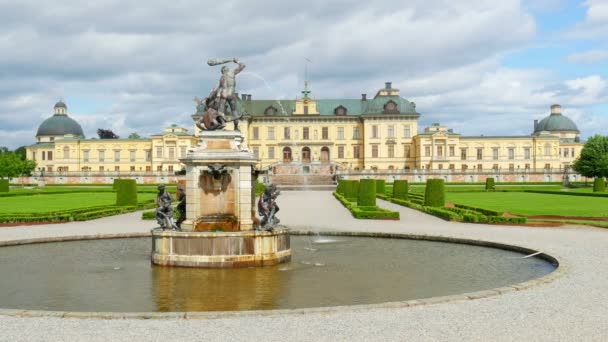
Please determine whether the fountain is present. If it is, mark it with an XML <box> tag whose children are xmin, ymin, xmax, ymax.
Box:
<box><xmin>151</xmin><ymin>57</ymin><xmax>291</xmax><ymax>268</ymax></box>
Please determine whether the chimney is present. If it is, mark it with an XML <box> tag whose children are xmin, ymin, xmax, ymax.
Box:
<box><xmin>247</xmin><ymin>94</ymin><xmax>252</xmax><ymax>101</ymax></box>
<box><xmin>534</xmin><ymin>119</ymin><xmax>538</xmax><ymax>131</ymax></box>
<box><xmin>385</xmin><ymin>82</ymin><xmax>392</xmax><ymax>89</ymax></box>
<box><xmin>241</xmin><ymin>94</ymin><xmax>247</xmax><ymax>100</ymax></box>
<box><xmin>551</xmin><ymin>104</ymin><xmax>561</xmax><ymax>115</ymax></box>
<box><xmin>361</xmin><ymin>94</ymin><xmax>367</xmax><ymax>101</ymax></box>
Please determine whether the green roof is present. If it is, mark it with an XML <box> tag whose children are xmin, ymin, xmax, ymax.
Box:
<box><xmin>36</xmin><ymin>113</ymin><xmax>84</xmax><ymax>138</ymax></box>
<box><xmin>534</xmin><ymin>113</ymin><xmax>579</xmax><ymax>133</ymax></box>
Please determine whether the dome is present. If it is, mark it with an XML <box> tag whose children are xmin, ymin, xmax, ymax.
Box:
<box><xmin>36</xmin><ymin>113</ymin><xmax>84</xmax><ymax>138</ymax></box>
<box><xmin>54</xmin><ymin>101</ymin><xmax>67</xmax><ymax>109</ymax></box>
<box><xmin>534</xmin><ymin>105</ymin><xmax>579</xmax><ymax>133</ymax></box>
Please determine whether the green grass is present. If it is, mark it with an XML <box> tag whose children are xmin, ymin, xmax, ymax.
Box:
<box><xmin>445</xmin><ymin>192</ymin><xmax>608</xmax><ymax>217</ymax></box>
<box><xmin>0</xmin><ymin>192</ymin><xmax>156</xmax><ymax>214</ymax></box>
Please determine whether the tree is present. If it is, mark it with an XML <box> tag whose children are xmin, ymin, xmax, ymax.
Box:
<box><xmin>0</xmin><ymin>152</ymin><xmax>36</xmax><ymax>181</ymax></box>
<box><xmin>128</xmin><ymin>132</ymin><xmax>141</xmax><ymax>139</ymax></box>
<box><xmin>573</xmin><ymin>135</ymin><xmax>608</xmax><ymax>191</ymax></box>
<box><xmin>14</xmin><ymin>146</ymin><xmax>27</xmax><ymax>160</ymax></box>
<box><xmin>97</xmin><ymin>129</ymin><xmax>119</xmax><ymax>139</ymax></box>
<box><xmin>0</xmin><ymin>146</ymin><xmax>8</xmax><ymax>153</ymax></box>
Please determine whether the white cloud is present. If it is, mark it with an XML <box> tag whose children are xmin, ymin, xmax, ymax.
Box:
<box><xmin>568</xmin><ymin>0</ymin><xmax>608</xmax><ymax>39</ymax></box>
<box><xmin>566</xmin><ymin>49</ymin><xmax>608</xmax><ymax>63</ymax></box>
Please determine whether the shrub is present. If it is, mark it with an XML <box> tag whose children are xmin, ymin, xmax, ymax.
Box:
<box><xmin>485</xmin><ymin>178</ymin><xmax>495</xmax><ymax>191</ymax></box>
<box><xmin>375</xmin><ymin>179</ymin><xmax>386</xmax><ymax>195</ymax></box>
<box><xmin>393</xmin><ymin>180</ymin><xmax>408</xmax><ymax>200</ymax></box>
<box><xmin>255</xmin><ymin>181</ymin><xmax>266</xmax><ymax>196</ymax></box>
<box><xmin>453</xmin><ymin>203</ymin><xmax>503</xmax><ymax>216</ymax></box>
<box><xmin>336</xmin><ymin>180</ymin><xmax>346</xmax><ymax>195</ymax></box>
<box><xmin>593</xmin><ymin>178</ymin><xmax>606</xmax><ymax>192</ymax></box>
<box><xmin>112</xmin><ymin>178</ymin><xmax>121</xmax><ymax>190</ymax></box>
<box><xmin>116</xmin><ymin>179</ymin><xmax>138</xmax><ymax>206</ymax></box>
<box><xmin>358</xmin><ymin>179</ymin><xmax>376</xmax><ymax>206</ymax></box>
<box><xmin>424</xmin><ymin>179</ymin><xmax>445</xmax><ymax>207</ymax></box>
<box><xmin>0</xmin><ymin>179</ymin><xmax>8</xmax><ymax>192</ymax></box>
<box><xmin>345</xmin><ymin>180</ymin><xmax>360</xmax><ymax>202</ymax></box>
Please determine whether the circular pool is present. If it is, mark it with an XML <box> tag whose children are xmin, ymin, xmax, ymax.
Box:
<box><xmin>0</xmin><ymin>235</ymin><xmax>555</xmax><ymax>312</ymax></box>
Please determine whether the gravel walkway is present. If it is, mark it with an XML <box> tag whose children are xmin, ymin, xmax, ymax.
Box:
<box><xmin>1</xmin><ymin>191</ymin><xmax>607</xmax><ymax>341</ymax></box>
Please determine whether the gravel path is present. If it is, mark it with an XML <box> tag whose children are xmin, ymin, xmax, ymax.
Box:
<box><xmin>1</xmin><ymin>191</ymin><xmax>607</xmax><ymax>341</ymax></box>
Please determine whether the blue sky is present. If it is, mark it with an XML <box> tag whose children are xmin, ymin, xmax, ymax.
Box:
<box><xmin>0</xmin><ymin>0</ymin><xmax>607</xmax><ymax>149</ymax></box>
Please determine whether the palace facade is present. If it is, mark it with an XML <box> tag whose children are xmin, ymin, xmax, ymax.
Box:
<box><xmin>25</xmin><ymin>82</ymin><xmax>584</xmax><ymax>184</ymax></box>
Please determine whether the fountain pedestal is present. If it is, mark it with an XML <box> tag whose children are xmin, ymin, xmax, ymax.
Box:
<box><xmin>151</xmin><ymin>130</ymin><xmax>291</xmax><ymax>268</ymax></box>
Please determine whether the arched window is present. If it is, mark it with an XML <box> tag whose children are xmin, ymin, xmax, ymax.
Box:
<box><xmin>383</xmin><ymin>100</ymin><xmax>399</xmax><ymax>114</ymax></box>
<box><xmin>282</xmin><ymin>147</ymin><xmax>292</xmax><ymax>163</ymax></box>
<box><xmin>334</xmin><ymin>105</ymin><xmax>347</xmax><ymax>116</ymax></box>
<box><xmin>301</xmin><ymin>147</ymin><xmax>311</xmax><ymax>163</ymax></box>
<box><xmin>264</xmin><ymin>106</ymin><xmax>278</xmax><ymax>115</ymax></box>
<box><xmin>320</xmin><ymin>146</ymin><xmax>330</xmax><ymax>163</ymax></box>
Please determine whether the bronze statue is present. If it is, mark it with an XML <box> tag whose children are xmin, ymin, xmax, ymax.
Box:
<box><xmin>156</xmin><ymin>185</ymin><xmax>177</xmax><ymax>230</ymax></box>
<box><xmin>176</xmin><ymin>185</ymin><xmax>186</xmax><ymax>229</ymax></box>
<box><xmin>196</xmin><ymin>58</ymin><xmax>245</xmax><ymax>131</ymax></box>
<box><xmin>257</xmin><ymin>184</ymin><xmax>281</xmax><ymax>231</ymax></box>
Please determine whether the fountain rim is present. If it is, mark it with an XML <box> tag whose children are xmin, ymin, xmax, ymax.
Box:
<box><xmin>0</xmin><ymin>230</ymin><xmax>564</xmax><ymax>320</ymax></box>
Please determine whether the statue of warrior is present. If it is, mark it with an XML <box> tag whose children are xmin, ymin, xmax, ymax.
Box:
<box><xmin>206</xmin><ymin>58</ymin><xmax>246</xmax><ymax>131</ymax></box>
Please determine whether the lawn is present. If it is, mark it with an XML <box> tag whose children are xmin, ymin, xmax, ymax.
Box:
<box><xmin>0</xmin><ymin>192</ymin><xmax>157</xmax><ymax>213</ymax></box>
<box><xmin>445</xmin><ymin>192</ymin><xmax>608</xmax><ymax>217</ymax></box>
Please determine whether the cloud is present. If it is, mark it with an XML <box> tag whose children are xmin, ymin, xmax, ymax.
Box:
<box><xmin>566</xmin><ymin>49</ymin><xmax>608</xmax><ymax>63</ymax></box>
<box><xmin>567</xmin><ymin>0</ymin><xmax>608</xmax><ymax>39</ymax></box>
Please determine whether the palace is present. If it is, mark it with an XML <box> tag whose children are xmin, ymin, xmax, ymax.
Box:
<box><xmin>26</xmin><ymin>82</ymin><xmax>583</xmax><ymax>184</ymax></box>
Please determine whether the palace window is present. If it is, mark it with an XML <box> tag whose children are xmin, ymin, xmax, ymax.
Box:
<box><xmin>449</xmin><ymin>146</ymin><xmax>455</xmax><ymax>157</ymax></box>
<box><xmin>544</xmin><ymin>144</ymin><xmax>551</xmax><ymax>156</ymax></box>
<box><xmin>168</xmin><ymin>147</ymin><xmax>175</xmax><ymax>160</ymax></box>
<box><xmin>252</xmin><ymin>146</ymin><xmax>259</xmax><ymax>158</ymax></box>
<box><xmin>338</xmin><ymin>146</ymin><xmax>344</xmax><ymax>159</ymax></box>
<box><xmin>48</xmin><ymin>151</ymin><xmax>53</xmax><ymax>160</ymax></box>
<box><xmin>157</xmin><ymin>166</ymin><xmax>162</xmax><ymax>171</ymax></box>
<box><xmin>564</xmin><ymin>148</ymin><xmax>569</xmax><ymax>157</ymax></box>
<box><xmin>437</xmin><ymin>146</ymin><xmax>443</xmax><ymax>158</ymax></box>
<box><xmin>571</xmin><ymin>148</ymin><xmax>575</xmax><ymax>157</ymax></box>
<box><xmin>372</xmin><ymin>125</ymin><xmax>379</xmax><ymax>138</ymax></box>
<box><xmin>146</xmin><ymin>166</ymin><xmax>151</xmax><ymax>172</ymax></box>
<box><xmin>130</xmin><ymin>150</ymin><xmax>136</xmax><ymax>162</ymax></box>
<box><xmin>508</xmin><ymin>148</ymin><xmax>514</xmax><ymax>160</ymax></box>
<box><xmin>284</xmin><ymin>127</ymin><xmax>290</xmax><ymax>140</ymax></box>
<box><xmin>353</xmin><ymin>127</ymin><xmax>360</xmax><ymax>139</ymax></box>
<box><xmin>337</xmin><ymin>127</ymin><xmax>344</xmax><ymax>140</ymax></box>
<box><xmin>252</xmin><ymin>127</ymin><xmax>259</xmax><ymax>140</ymax></box>
<box><xmin>493</xmin><ymin>164</ymin><xmax>499</xmax><ymax>170</ymax></box>
<box><xmin>404</xmin><ymin>126</ymin><xmax>411</xmax><ymax>138</ymax></box>
<box><xmin>372</xmin><ymin>145</ymin><xmax>379</xmax><ymax>158</ymax></box>
<box><xmin>168</xmin><ymin>165</ymin><xmax>174</xmax><ymax>172</ymax></box>
<box><xmin>545</xmin><ymin>163</ymin><xmax>551</xmax><ymax>169</ymax></box>
<box><xmin>509</xmin><ymin>164</ymin><xmax>515</xmax><ymax>171</ymax></box>
<box><xmin>99</xmin><ymin>150</ymin><xmax>105</xmax><ymax>162</ymax></box>
<box><xmin>320</xmin><ymin>147</ymin><xmax>330</xmax><ymax>162</ymax></box>
<box><xmin>42</xmin><ymin>151</ymin><xmax>45</xmax><ymax>160</ymax></box>
<box><xmin>156</xmin><ymin>147</ymin><xmax>163</xmax><ymax>158</ymax></box>
<box><xmin>63</xmin><ymin>146</ymin><xmax>70</xmax><ymax>159</ymax></box>
<box><xmin>303</xmin><ymin>127</ymin><xmax>310</xmax><ymax>140</ymax></box>
<box><xmin>180</xmin><ymin>146</ymin><xmax>187</xmax><ymax>157</ymax></box>
<box><xmin>353</xmin><ymin>145</ymin><xmax>361</xmax><ymax>159</ymax></box>
<box><xmin>438</xmin><ymin>164</ymin><xmax>443</xmax><ymax>170</ymax></box>
<box><xmin>388</xmin><ymin>125</ymin><xmax>394</xmax><ymax>138</ymax></box>
<box><xmin>99</xmin><ymin>166</ymin><xmax>104</xmax><ymax>172</ymax></box>
<box><xmin>322</xmin><ymin>127</ymin><xmax>329</xmax><ymax>140</ymax></box>
<box><xmin>115</xmin><ymin>166</ymin><xmax>120</xmax><ymax>172</ymax></box>
<box><xmin>461</xmin><ymin>164</ymin><xmax>468</xmax><ymax>171</ymax></box>
<box><xmin>301</xmin><ymin>147</ymin><xmax>311</xmax><ymax>163</ymax></box>
<box><xmin>83</xmin><ymin>150</ymin><xmax>89</xmax><ymax>162</ymax></box>
<box><xmin>130</xmin><ymin>166</ymin><xmax>136</xmax><ymax>172</ymax></box>
<box><xmin>145</xmin><ymin>150</ymin><xmax>152</xmax><ymax>162</ymax></box>
<box><xmin>283</xmin><ymin>147</ymin><xmax>292</xmax><ymax>162</ymax></box>
<box><xmin>477</xmin><ymin>164</ymin><xmax>483</xmax><ymax>170</ymax></box>
<box><xmin>268</xmin><ymin>146</ymin><xmax>275</xmax><ymax>159</ymax></box>
<box><xmin>524</xmin><ymin>148</ymin><xmax>531</xmax><ymax>160</ymax></box>
<box><xmin>388</xmin><ymin>144</ymin><xmax>395</xmax><ymax>158</ymax></box>
<box><xmin>268</xmin><ymin>127</ymin><xmax>275</xmax><ymax>140</ymax></box>
<box><xmin>525</xmin><ymin>164</ymin><xmax>530</xmax><ymax>169</ymax></box>
<box><xmin>460</xmin><ymin>148</ymin><xmax>467</xmax><ymax>160</ymax></box>
<box><xmin>492</xmin><ymin>148</ymin><xmax>498</xmax><ymax>160</ymax></box>
<box><xmin>114</xmin><ymin>150</ymin><xmax>121</xmax><ymax>162</ymax></box>
<box><xmin>449</xmin><ymin>164</ymin><xmax>455</xmax><ymax>170</ymax></box>
<box><xmin>424</xmin><ymin>146</ymin><xmax>430</xmax><ymax>157</ymax></box>
<box><xmin>476</xmin><ymin>148</ymin><xmax>483</xmax><ymax>160</ymax></box>
<box><xmin>404</xmin><ymin>145</ymin><xmax>410</xmax><ymax>158</ymax></box>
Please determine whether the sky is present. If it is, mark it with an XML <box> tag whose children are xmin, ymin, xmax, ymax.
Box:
<box><xmin>1</xmin><ymin>0</ymin><xmax>608</xmax><ymax>149</ymax></box>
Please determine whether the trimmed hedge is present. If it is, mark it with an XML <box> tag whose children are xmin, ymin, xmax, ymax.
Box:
<box><xmin>115</xmin><ymin>179</ymin><xmax>138</xmax><ymax>206</ymax></box>
<box><xmin>390</xmin><ymin>198</ymin><xmax>462</xmax><ymax>221</ymax></box>
<box><xmin>0</xmin><ymin>179</ymin><xmax>8</xmax><ymax>192</ymax></box>
<box><xmin>453</xmin><ymin>203</ymin><xmax>503</xmax><ymax>216</ymax></box>
<box><xmin>424</xmin><ymin>179</ymin><xmax>445</xmax><ymax>207</ymax></box>
<box><xmin>358</xmin><ymin>179</ymin><xmax>376</xmax><ymax>207</ymax></box>
<box><xmin>336</xmin><ymin>180</ymin><xmax>346</xmax><ymax>195</ymax></box>
<box><xmin>393</xmin><ymin>180</ymin><xmax>408</xmax><ymax>200</ymax></box>
<box><xmin>522</xmin><ymin>190</ymin><xmax>608</xmax><ymax>198</ymax></box>
<box><xmin>375</xmin><ymin>179</ymin><xmax>386</xmax><ymax>195</ymax></box>
<box><xmin>593</xmin><ymin>178</ymin><xmax>606</xmax><ymax>192</ymax></box>
<box><xmin>334</xmin><ymin>192</ymin><xmax>399</xmax><ymax>220</ymax></box>
<box><xmin>344</xmin><ymin>180</ymin><xmax>360</xmax><ymax>202</ymax></box>
<box><xmin>485</xmin><ymin>178</ymin><xmax>495</xmax><ymax>191</ymax></box>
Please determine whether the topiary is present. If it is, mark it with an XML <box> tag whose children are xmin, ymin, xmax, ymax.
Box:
<box><xmin>424</xmin><ymin>179</ymin><xmax>445</xmax><ymax>207</ymax></box>
<box><xmin>393</xmin><ymin>180</ymin><xmax>408</xmax><ymax>200</ymax></box>
<box><xmin>116</xmin><ymin>179</ymin><xmax>138</xmax><ymax>206</ymax></box>
<box><xmin>345</xmin><ymin>180</ymin><xmax>360</xmax><ymax>202</ymax></box>
<box><xmin>375</xmin><ymin>179</ymin><xmax>386</xmax><ymax>195</ymax></box>
<box><xmin>358</xmin><ymin>179</ymin><xmax>376</xmax><ymax>207</ymax></box>
<box><xmin>0</xmin><ymin>179</ymin><xmax>8</xmax><ymax>192</ymax></box>
<box><xmin>593</xmin><ymin>178</ymin><xmax>606</xmax><ymax>192</ymax></box>
<box><xmin>485</xmin><ymin>177</ymin><xmax>495</xmax><ymax>191</ymax></box>
<box><xmin>336</xmin><ymin>180</ymin><xmax>346</xmax><ymax>195</ymax></box>
<box><xmin>112</xmin><ymin>178</ymin><xmax>121</xmax><ymax>190</ymax></box>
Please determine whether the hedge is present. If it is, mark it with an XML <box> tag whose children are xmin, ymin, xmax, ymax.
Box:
<box><xmin>334</xmin><ymin>192</ymin><xmax>399</xmax><ymax>220</ymax></box>
<box><xmin>375</xmin><ymin>179</ymin><xmax>386</xmax><ymax>195</ymax></box>
<box><xmin>255</xmin><ymin>181</ymin><xmax>266</xmax><ymax>196</ymax></box>
<box><xmin>485</xmin><ymin>178</ymin><xmax>495</xmax><ymax>191</ymax></box>
<box><xmin>393</xmin><ymin>180</ymin><xmax>408</xmax><ymax>200</ymax></box>
<box><xmin>453</xmin><ymin>203</ymin><xmax>503</xmax><ymax>216</ymax></box>
<box><xmin>593</xmin><ymin>178</ymin><xmax>606</xmax><ymax>192</ymax></box>
<box><xmin>358</xmin><ymin>179</ymin><xmax>376</xmax><ymax>207</ymax></box>
<box><xmin>0</xmin><ymin>179</ymin><xmax>8</xmax><ymax>192</ymax></box>
<box><xmin>115</xmin><ymin>179</ymin><xmax>138</xmax><ymax>206</ymax></box>
<box><xmin>522</xmin><ymin>190</ymin><xmax>608</xmax><ymax>198</ymax></box>
<box><xmin>424</xmin><ymin>179</ymin><xmax>445</xmax><ymax>207</ymax></box>
<box><xmin>344</xmin><ymin>180</ymin><xmax>360</xmax><ymax>202</ymax></box>
<box><xmin>336</xmin><ymin>180</ymin><xmax>346</xmax><ymax>195</ymax></box>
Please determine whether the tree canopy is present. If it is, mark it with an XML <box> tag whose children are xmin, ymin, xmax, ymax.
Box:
<box><xmin>0</xmin><ymin>152</ymin><xmax>36</xmax><ymax>179</ymax></box>
<box><xmin>128</xmin><ymin>132</ymin><xmax>141</xmax><ymax>139</ymax></box>
<box><xmin>572</xmin><ymin>135</ymin><xmax>608</xmax><ymax>178</ymax></box>
<box><xmin>97</xmin><ymin>129</ymin><xmax>119</xmax><ymax>139</ymax></box>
